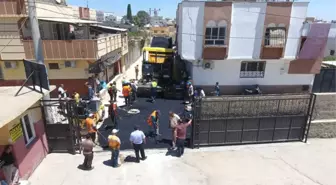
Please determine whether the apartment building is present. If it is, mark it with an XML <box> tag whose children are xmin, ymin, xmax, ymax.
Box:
<box><xmin>176</xmin><ymin>0</ymin><xmax>331</xmax><ymax>94</ymax></box>
<box><xmin>0</xmin><ymin>0</ymin><xmax>129</xmax><ymax>96</ymax></box>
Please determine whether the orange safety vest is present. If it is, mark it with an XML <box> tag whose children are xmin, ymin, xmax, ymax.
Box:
<box><xmin>85</xmin><ymin>118</ymin><xmax>96</xmax><ymax>133</ymax></box>
<box><xmin>122</xmin><ymin>85</ymin><xmax>131</xmax><ymax>97</ymax></box>
<box><xmin>147</xmin><ymin>111</ymin><xmax>157</xmax><ymax>126</ymax></box>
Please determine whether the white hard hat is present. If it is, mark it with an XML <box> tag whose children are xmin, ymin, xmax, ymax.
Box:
<box><xmin>89</xmin><ymin>113</ymin><xmax>94</xmax><ymax>117</ymax></box>
<box><xmin>112</xmin><ymin>129</ymin><xmax>119</xmax><ymax>134</ymax></box>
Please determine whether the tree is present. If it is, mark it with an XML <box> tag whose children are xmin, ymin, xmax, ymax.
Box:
<box><xmin>136</xmin><ymin>11</ymin><xmax>150</xmax><ymax>27</ymax></box>
<box><xmin>133</xmin><ymin>16</ymin><xmax>140</xmax><ymax>26</ymax></box>
<box><xmin>127</xmin><ymin>4</ymin><xmax>133</xmax><ymax>22</ymax></box>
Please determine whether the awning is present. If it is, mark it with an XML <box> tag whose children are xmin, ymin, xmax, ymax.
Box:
<box><xmin>91</xmin><ymin>25</ymin><xmax>127</xmax><ymax>32</ymax></box>
<box><xmin>88</xmin><ymin>48</ymin><xmax>122</xmax><ymax>74</ymax></box>
<box><xmin>38</xmin><ymin>17</ymin><xmax>100</xmax><ymax>24</ymax></box>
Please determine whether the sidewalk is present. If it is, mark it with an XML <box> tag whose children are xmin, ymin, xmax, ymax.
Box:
<box><xmin>28</xmin><ymin>139</ymin><xmax>336</xmax><ymax>185</ymax></box>
<box><xmin>99</xmin><ymin>56</ymin><xmax>143</xmax><ymax>107</ymax></box>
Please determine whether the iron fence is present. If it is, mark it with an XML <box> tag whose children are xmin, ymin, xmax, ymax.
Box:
<box><xmin>191</xmin><ymin>94</ymin><xmax>316</xmax><ymax>147</ymax></box>
<box><xmin>312</xmin><ymin>68</ymin><xmax>336</xmax><ymax>93</ymax></box>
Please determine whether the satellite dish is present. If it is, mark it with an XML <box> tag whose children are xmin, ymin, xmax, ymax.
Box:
<box><xmin>55</xmin><ymin>0</ymin><xmax>61</xmax><ymax>4</ymax></box>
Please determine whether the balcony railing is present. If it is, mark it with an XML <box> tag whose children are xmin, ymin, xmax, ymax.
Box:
<box><xmin>0</xmin><ymin>0</ymin><xmax>27</xmax><ymax>16</ymax></box>
<box><xmin>23</xmin><ymin>34</ymin><xmax>124</xmax><ymax>60</ymax></box>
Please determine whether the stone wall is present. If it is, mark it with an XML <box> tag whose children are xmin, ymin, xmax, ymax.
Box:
<box><xmin>309</xmin><ymin>93</ymin><xmax>336</xmax><ymax>138</ymax></box>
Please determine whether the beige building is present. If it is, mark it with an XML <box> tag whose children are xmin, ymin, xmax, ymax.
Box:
<box><xmin>0</xmin><ymin>0</ymin><xmax>129</xmax><ymax>96</ymax></box>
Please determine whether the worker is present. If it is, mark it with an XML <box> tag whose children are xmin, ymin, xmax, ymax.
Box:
<box><xmin>174</xmin><ymin>119</ymin><xmax>192</xmax><ymax>157</ymax></box>
<box><xmin>72</xmin><ymin>91</ymin><xmax>80</xmax><ymax>105</ymax></box>
<box><xmin>130</xmin><ymin>80</ymin><xmax>138</xmax><ymax>102</ymax></box>
<box><xmin>122</xmin><ymin>82</ymin><xmax>131</xmax><ymax>106</ymax></box>
<box><xmin>146</xmin><ymin>110</ymin><xmax>160</xmax><ymax>142</ymax></box>
<box><xmin>187</xmin><ymin>81</ymin><xmax>194</xmax><ymax>103</ymax></box>
<box><xmin>215</xmin><ymin>82</ymin><xmax>220</xmax><ymax>96</ymax></box>
<box><xmin>135</xmin><ymin>65</ymin><xmax>139</xmax><ymax>80</ymax></box>
<box><xmin>85</xmin><ymin>82</ymin><xmax>95</xmax><ymax>100</ymax></box>
<box><xmin>108</xmin><ymin>129</ymin><xmax>121</xmax><ymax>168</ymax></box>
<box><xmin>81</xmin><ymin>134</ymin><xmax>94</xmax><ymax>170</ymax></box>
<box><xmin>85</xmin><ymin>113</ymin><xmax>97</xmax><ymax>144</ymax></box>
<box><xmin>108</xmin><ymin>101</ymin><xmax>118</xmax><ymax>129</ymax></box>
<box><xmin>151</xmin><ymin>80</ymin><xmax>158</xmax><ymax>102</ymax></box>
<box><xmin>169</xmin><ymin>111</ymin><xmax>181</xmax><ymax>149</ymax></box>
<box><xmin>129</xmin><ymin>125</ymin><xmax>147</xmax><ymax>163</ymax></box>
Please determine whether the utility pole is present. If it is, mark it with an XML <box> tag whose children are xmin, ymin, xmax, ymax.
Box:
<box><xmin>28</xmin><ymin>0</ymin><xmax>52</xmax><ymax>125</ymax></box>
<box><xmin>28</xmin><ymin>0</ymin><xmax>44</xmax><ymax>64</ymax></box>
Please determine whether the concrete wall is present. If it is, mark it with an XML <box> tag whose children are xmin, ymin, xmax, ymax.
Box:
<box><xmin>284</xmin><ymin>2</ymin><xmax>308</xmax><ymax>59</ymax></box>
<box><xmin>192</xmin><ymin>59</ymin><xmax>314</xmax><ymax>86</ymax></box>
<box><xmin>0</xmin><ymin>102</ymin><xmax>48</xmax><ymax>180</ymax></box>
<box><xmin>0</xmin><ymin>18</ymin><xmax>25</xmax><ymax>60</ymax></box>
<box><xmin>309</xmin><ymin>93</ymin><xmax>336</xmax><ymax>138</ymax></box>
<box><xmin>178</xmin><ymin>1</ymin><xmax>204</xmax><ymax>60</ymax></box>
<box><xmin>228</xmin><ymin>2</ymin><xmax>266</xmax><ymax>59</ymax></box>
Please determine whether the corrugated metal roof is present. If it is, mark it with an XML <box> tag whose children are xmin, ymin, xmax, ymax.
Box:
<box><xmin>92</xmin><ymin>25</ymin><xmax>127</xmax><ymax>32</ymax></box>
<box><xmin>38</xmin><ymin>17</ymin><xmax>99</xmax><ymax>24</ymax></box>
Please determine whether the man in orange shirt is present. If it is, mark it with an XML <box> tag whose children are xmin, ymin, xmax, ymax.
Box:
<box><xmin>122</xmin><ymin>83</ymin><xmax>131</xmax><ymax>106</ymax></box>
<box><xmin>86</xmin><ymin>114</ymin><xmax>97</xmax><ymax>144</ymax></box>
<box><xmin>108</xmin><ymin>129</ymin><xmax>121</xmax><ymax>168</ymax></box>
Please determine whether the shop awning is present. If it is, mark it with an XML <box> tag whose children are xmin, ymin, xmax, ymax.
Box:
<box><xmin>0</xmin><ymin>86</ymin><xmax>55</xmax><ymax>128</ymax></box>
<box><xmin>91</xmin><ymin>25</ymin><xmax>128</xmax><ymax>32</ymax></box>
<box><xmin>38</xmin><ymin>17</ymin><xmax>100</xmax><ymax>24</ymax></box>
<box><xmin>88</xmin><ymin>49</ymin><xmax>122</xmax><ymax>74</ymax></box>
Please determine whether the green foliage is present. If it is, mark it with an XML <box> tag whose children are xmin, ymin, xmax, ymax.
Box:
<box><xmin>133</xmin><ymin>16</ymin><xmax>140</xmax><ymax>26</ymax></box>
<box><xmin>136</xmin><ymin>10</ymin><xmax>150</xmax><ymax>27</ymax></box>
<box><xmin>127</xmin><ymin>4</ymin><xmax>133</xmax><ymax>22</ymax></box>
<box><xmin>324</xmin><ymin>56</ymin><xmax>336</xmax><ymax>61</ymax></box>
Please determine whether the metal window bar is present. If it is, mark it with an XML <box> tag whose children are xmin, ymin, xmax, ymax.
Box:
<box><xmin>205</xmin><ymin>27</ymin><xmax>226</xmax><ymax>46</ymax></box>
<box><xmin>265</xmin><ymin>27</ymin><xmax>286</xmax><ymax>47</ymax></box>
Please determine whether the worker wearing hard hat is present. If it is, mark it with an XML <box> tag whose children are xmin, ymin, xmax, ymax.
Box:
<box><xmin>85</xmin><ymin>113</ymin><xmax>97</xmax><ymax>144</ymax></box>
<box><xmin>147</xmin><ymin>110</ymin><xmax>160</xmax><ymax>142</ymax></box>
<box><xmin>150</xmin><ymin>80</ymin><xmax>158</xmax><ymax>102</ymax></box>
<box><xmin>108</xmin><ymin>129</ymin><xmax>121</xmax><ymax>168</ymax></box>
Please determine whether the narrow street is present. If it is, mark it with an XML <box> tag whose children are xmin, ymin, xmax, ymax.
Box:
<box><xmin>28</xmin><ymin>139</ymin><xmax>336</xmax><ymax>185</ymax></box>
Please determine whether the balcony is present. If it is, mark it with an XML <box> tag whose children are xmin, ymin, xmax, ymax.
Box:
<box><xmin>0</xmin><ymin>0</ymin><xmax>27</xmax><ymax>17</ymax></box>
<box><xmin>23</xmin><ymin>34</ymin><xmax>123</xmax><ymax>60</ymax></box>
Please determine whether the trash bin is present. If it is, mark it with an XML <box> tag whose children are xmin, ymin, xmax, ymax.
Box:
<box><xmin>88</xmin><ymin>97</ymin><xmax>100</xmax><ymax>112</ymax></box>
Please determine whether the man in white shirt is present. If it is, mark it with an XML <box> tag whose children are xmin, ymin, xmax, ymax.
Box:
<box><xmin>58</xmin><ymin>84</ymin><xmax>67</xmax><ymax>98</ymax></box>
<box><xmin>169</xmin><ymin>111</ymin><xmax>181</xmax><ymax>149</ymax></box>
<box><xmin>129</xmin><ymin>125</ymin><xmax>147</xmax><ymax>163</ymax></box>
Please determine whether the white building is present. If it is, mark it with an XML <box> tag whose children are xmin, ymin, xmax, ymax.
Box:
<box><xmin>176</xmin><ymin>1</ymin><xmax>332</xmax><ymax>94</ymax></box>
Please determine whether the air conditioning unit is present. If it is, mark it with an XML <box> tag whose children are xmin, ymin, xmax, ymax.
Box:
<box><xmin>202</xmin><ymin>60</ymin><xmax>214</xmax><ymax>69</ymax></box>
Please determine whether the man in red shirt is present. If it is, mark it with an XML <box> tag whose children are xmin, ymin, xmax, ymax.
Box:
<box><xmin>174</xmin><ymin>119</ymin><xmax>192</xmax><ymax>157</ymax></box>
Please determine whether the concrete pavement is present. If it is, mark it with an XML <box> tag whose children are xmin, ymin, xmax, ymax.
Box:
<box><xmin>28</xmin><ymin>139</ymin><xmax>336</xmax><ymax>185</ymax></box>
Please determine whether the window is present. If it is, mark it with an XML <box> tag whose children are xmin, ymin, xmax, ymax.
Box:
<box><xmin>264</xmin><ymin>24</ymin><xmax>286</xmax><ymax>47</ymax></box>
<box><xmin>4</xmin><ymin>61</ymin><xmax>17</xmax><ymax>69</ymax></box>
<box><xmin>330</xmin><ymin>50</ymin><xmax>335</xmax><ymax>56</ymax></box>
<box><xmin>49</xmin><ymin>63</ymin><xmax>59</xmax><ymax>70</ymax></box>
<box><xmin>205</xmin><ymin>20</ymin><xmax>226</xmax><ymax>46</ymax></box>
<box><xmin>161</xmin><ymin>31</ymin><xmax>165</xmax><ymax>33</ymax></box>
<box><xmin>154</xmin><ymin>30</ymin><xmax>158</xmax><ymax>33</ymax></box>
<box><xmin>20</xmin><ymin>114</ymin><xmax>36</xmax><ymax>145</ymax></box>
<box><xmin>64</xmin><ymin>61</ymin><xmax>76</xmax><ymax>68</ymax></box>
<box><xmin>240</xmin><ymin>61</ymin><xmax>266</xmax><ymax>78</ymax></box>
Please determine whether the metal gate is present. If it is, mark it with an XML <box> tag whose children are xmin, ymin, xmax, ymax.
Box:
<box><xmin>312</xmin><ymin>68</ymin><xmax>336</xmax><ymax>93</ymax></box>
<box><xmin>191</xmin><ymin>94</ymin><xmax>316</xmax><ymax>148</ymax></box>
<box><xmin>41</xmin><ymin>99</ymin><xmax>82</xmax><ymax>154</ymax></box>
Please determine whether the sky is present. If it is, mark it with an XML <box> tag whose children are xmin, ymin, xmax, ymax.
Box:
<box><xmin>67</xmin><ymin>0</ymin><xmax>336</xmax><ymax>21</ymax></box>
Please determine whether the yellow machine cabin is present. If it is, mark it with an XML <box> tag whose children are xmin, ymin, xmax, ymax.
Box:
<box><xmin>142</xmin><ymin>47</ymin><xmax>174</xmax><ymax>64</ymax></box>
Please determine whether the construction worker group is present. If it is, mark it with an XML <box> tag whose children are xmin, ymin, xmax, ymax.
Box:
<box><xmin>79</xmin><ymin>77</ymin><xmax>193</xmax><ymax>170</ymax></box>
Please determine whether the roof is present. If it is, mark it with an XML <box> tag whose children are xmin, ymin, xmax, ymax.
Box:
<box><xmin>143</xmin><ymin>47</ymin><xmax>174</xmax><ymax>53</ymax></box>
<box><xmin>38</xmin><ymin>17</ymin><xmax>99</xmax><ymax>24</ymax></box>
<box><xmin>0</xmin><ymin>86</ymin><xmax>55</xmax><ymax>128</ymax></box>
<box><xmin>92</xmin><ymin>25</ymin><xmax>127</xmax><ymax>32</ymax></box>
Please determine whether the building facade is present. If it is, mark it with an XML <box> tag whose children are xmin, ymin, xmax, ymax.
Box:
<box><xmin>176</xmin><ymin>1</ymin><xmax>331</xmax><ymax>94</ymax></box>
<box><xmin>0</xmin><ymin>86</ymin><xmax>54</xmax><ymax>180</ymax></box>
<box><xmin>0</xmin><ymin>0</ymin><xmax>129</xmax><ymax>97</ymax></box>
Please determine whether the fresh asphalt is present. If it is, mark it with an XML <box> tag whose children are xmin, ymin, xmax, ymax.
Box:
<box><xmin>97</xmin><ymin>97</ymin><xmax>191</xmax><ymax>150</ymax></box>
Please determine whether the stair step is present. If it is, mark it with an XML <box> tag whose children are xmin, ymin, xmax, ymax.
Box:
<box><xmin>19</xmin><ymin>180</ymin><xmax>31</xmax><ymax>185</ymax></box>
